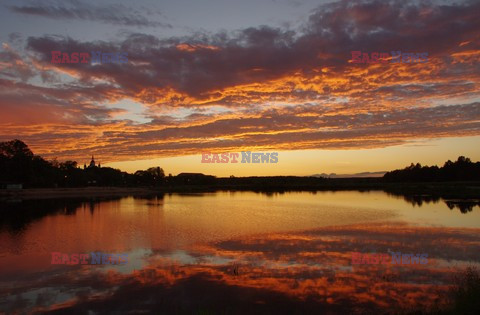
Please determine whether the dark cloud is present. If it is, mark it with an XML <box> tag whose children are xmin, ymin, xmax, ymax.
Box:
<box><xmin>20</xmin><ymin>0</ymin><xmax>480</xmax><ymax>103</ymax></box>
<box><xmin>0</xmin><ymin>44</ymin><xmax>35</xmax><ymax>81</ymax></box>
<box><xmin>0</xmin><ymin>79</ymin><xmax>125</xmax><ymax>124</ymax></box>
<box><xmin>10</xmin><ymin>0</ymin><xmax>171</xmax><ymax>28</ymax></box>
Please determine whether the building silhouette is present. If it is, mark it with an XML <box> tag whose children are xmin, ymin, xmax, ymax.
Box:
<box><xmin>83</xmin><ymin>156</ymin><xmax>100</xmax><ymax>169</ymax></box>
<box><xmin>89</xmin><ymin>156</ymin><xmax>95</xmax><ymax>168</ymax></box>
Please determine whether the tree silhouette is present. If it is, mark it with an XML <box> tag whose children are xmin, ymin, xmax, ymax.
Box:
<box><xmin>0</xmin><ymin>139</ymin><xmax>167</xmax><ymax>188</ymax></box>
<box><xmin>384</xmin><ymin>156</ymin><xmax>480</xmax><ymax>182</ymax></box>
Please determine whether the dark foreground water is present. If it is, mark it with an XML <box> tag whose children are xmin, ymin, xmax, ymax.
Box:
<box><xmin>0</xmin><ymin>191</ymin><xmax>479</xmax><ymax>314</ymax></box>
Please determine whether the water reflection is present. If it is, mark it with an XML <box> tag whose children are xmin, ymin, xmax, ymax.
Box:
<box><xmin>2</xmin><ymin>223</ymin><xmax>479</xmax><ymax>313</ymax></box>
<box><xmin>444</xmin><ymin>200</ymin><xmax>480</xmax><ymax>213</ymax></box>
<box><xmin>0</xmin><ymin>198</ymin><xmax>86</xmax><ymax>234</ymax></box>
<box><xmin>385</xmin><ymin>192</ymin><xmax>480</xmax><ymax>213</ymax></box>
<box><xmin>0</xmin><ymin>191</ymin><xmax>479</xmax><ymax>313</ymax></box>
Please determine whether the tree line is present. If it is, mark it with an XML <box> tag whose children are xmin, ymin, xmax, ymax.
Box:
<box><xmin>383</xmin><ymin>156</ymin><xmax>480</xmax><ymax>182</ymax></box>
<box><xmin>0</xmin><ymin>139</ymin><xmax>166</xmax><ymax>187</ymax></box>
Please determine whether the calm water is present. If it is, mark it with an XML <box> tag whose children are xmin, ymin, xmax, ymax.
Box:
<box><xmin>0</xmin><ymin>191</ymin><xmax>479</xmax><ymax>313</ymax></box>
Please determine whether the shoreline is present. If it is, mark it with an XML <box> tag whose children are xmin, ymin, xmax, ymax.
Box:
<box><xmin>1</xmin><ymin>181</ymin><xmax>479</xmax><ymax>200</ymax></box>
<box><xmin>0</xmin><ymin>187</ymin><xmax>157</xmax><ymax>200</ymax></box>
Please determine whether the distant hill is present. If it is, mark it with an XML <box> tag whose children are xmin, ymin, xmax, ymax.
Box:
<box><xmin>310</xmin><ymin>171</ymin><xmax>386</xmax><ymax>178</ymax></box>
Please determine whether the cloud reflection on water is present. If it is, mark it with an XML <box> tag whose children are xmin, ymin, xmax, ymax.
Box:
<box><xmin>1</xmin><ymin>222</ymin><xmax>479</xmax><ymax>313</ymax></box>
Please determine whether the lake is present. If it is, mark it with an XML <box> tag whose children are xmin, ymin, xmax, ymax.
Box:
<box><xmin>1</xmin><ymin>191</ymin><xmax>479</xmax><ymax>313</ymax></box>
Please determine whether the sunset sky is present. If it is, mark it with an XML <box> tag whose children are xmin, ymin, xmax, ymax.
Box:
<box><xmin>0</xmin><ymin>0</ymin><xmax>479</xmax><ymax>176</ymax></box>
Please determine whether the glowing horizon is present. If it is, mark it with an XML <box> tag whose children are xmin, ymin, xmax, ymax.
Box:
<box><xmin>103</xmin><ymin>136</ymin><xmax>480</xmax><ymax>176</ymax></box>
